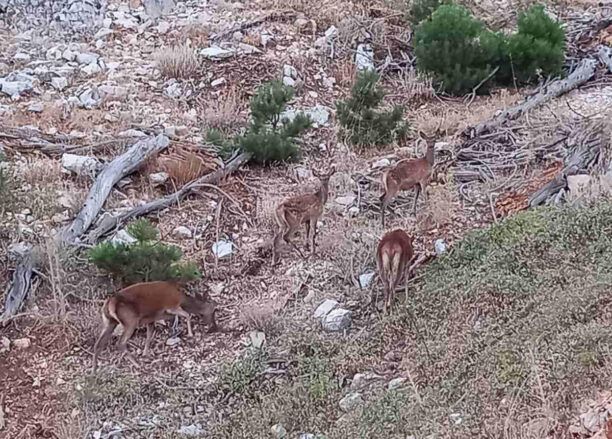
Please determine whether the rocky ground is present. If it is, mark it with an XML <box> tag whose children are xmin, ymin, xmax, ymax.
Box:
<box><xmin>1</xmin><ymin>0</ymin><xmax>612</xmax><ymax>438</ymax></box>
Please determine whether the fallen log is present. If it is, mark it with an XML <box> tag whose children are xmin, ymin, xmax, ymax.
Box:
<box><xmin>599</xmin><ymin>45</ymin><xmax>612</xmax><ymax>73</ymax></box>
<box><xmin>1</xmin><ymin>244</ymin><xmax>36</xmax><ymax>323</ymax></box>
<box><xmin>61</xmin><ymin>134</ymin><xmax>170</xmax><ymax>244</ymax></box>
<box><xmin>86</xmin><ymin>151</ymin><xmax>252</xmax><ymax>243</ymax></box>
<box><xmin>469</xmin><ymin>58</ymin><xmax>598</xmax><ymax>137</ymax></box>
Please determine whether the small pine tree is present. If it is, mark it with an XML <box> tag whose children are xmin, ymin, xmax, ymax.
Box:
<box><xmin>504</xmin><ymin>4</ymin><xmax>565</xmax><ymax>83</ymax></box>
<box><xmin>409</xmin><ymin>0</ymin><xmax>448</xmax><ymax>26</ymax></box>
<box><xmin>89</xmin><ymin>219</ymin><xmax>200</xmax><ymax>285</ymax></box>
<box><xmin>336</xmin><ymin>69</ymin><xmax>408</xmax><ymax>147</ymax></box>
<box><xmin>414</xmin><ymin>4</ymin><xmax>504</xmax><ymax>95</ymax></box>
<box><xmin>208</xmin><ymin>80</ymin><xmax>312</xmax><ymax>165</ymax></box>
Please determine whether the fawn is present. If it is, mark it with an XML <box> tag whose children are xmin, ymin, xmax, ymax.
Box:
<box><xmin>376</xmin><ymin>229</ymin><xmax>414</xmax><ymax>313</ymax></box>
<box><xmin>380</xmin><ymin>131</ymin><xmax>438</xmax><ymax>227</ymax></box>
<box><xmin>272</xmin><ymin>165</ymin><xmax>336</xmax><ymax>265</ymax></box>
<box><xmin>92</xmin><ymin>280</ymin><xmax>217</xmax><ymax>372</ymax></box>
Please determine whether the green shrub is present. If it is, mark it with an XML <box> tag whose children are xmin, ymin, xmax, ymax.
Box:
<box><xmin>336</xmin><ymin>69</ymin><xmax>408</xmax><ymax>147</ymax></box>
<box><xmin>414</xmin><ymin>3</ymin><xmax>565</xmax><ymax>95</ymax></box>
<box><xmin>208</xmin><ymin>80</ymin><xmax>312</xmax><ymax>165</ymax></box>
<box><xmin>409</xmin><ymin>0</ymin><xmax>448</xmax><ymax>25</ymax></box>
<box><xmin>89</xmin><ymin>219</ymin><xmax>200</xmax><ymax>285</ymax></box>
<box><xmin>504</xmin><ymin>4</ymin><xmax>565</xmax><ymax>83</ymax></box>
<box><xmin>414</xmin><ymin>4</ymin><xmax>504</xmax><ymax>95</ymax></box>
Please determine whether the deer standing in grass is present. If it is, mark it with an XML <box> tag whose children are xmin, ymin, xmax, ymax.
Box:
<box><xmin>380</xmin><ymin>131</ymin><xmax>438</xmax><ymax>227</ymax></box>
<box><xmin>272</xmin><ymin>165</ymin><xmax>336</xmax><ymax>265</ymax></box>
<box><xmin>376</xmin><ymin>229</ymin><xmax>414</xmax><ymax>313</ymax></box>
<box><xmin>92</xmin><ymin>281</ymin><xmax>217</xmax><ymax>372</ymax></box>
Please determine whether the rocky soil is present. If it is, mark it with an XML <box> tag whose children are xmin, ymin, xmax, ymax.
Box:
<box><xmin>1</xmin><ymin>0</ymin><xmax>612</xmax><ymax>438</ymax></box>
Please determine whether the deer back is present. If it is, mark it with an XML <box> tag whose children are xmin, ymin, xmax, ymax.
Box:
<box><xmin>116</xmin><ymin>281</ymin><xmax>184</xmax><ymax>319</ymax></box>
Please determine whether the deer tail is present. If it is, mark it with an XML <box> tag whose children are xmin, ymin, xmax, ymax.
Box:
<box><xmin>104</xmin><ymin>297</ymin><xmax>120</xmax><ymax>325</ymax></box>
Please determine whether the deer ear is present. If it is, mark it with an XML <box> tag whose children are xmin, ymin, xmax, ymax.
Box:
<box><xmin>328</xmin><ymin>164</ymin><xmax>337</xmax><ymax>175</ymax></box>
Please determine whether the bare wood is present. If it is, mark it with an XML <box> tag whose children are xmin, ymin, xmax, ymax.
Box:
<box><xmin>470</xmin><ymin>58</ymin><xmax>598</xmax><ymax>136</ymax></box>
<box><xmin>210</xmin><ymin>10</ymin><xmax>295</xmax><ymax>41</ymax></box>
<box><xmin>86</xmin><ymin>151</ymin><xmax>252</xmax><ymax>243</ymax></box>
<box><xmin>599</xmin><ymin>45</ymin><xmax>612</xmax><ymax>73</ymax></box>
<box><xmin>1</xmin><ymin>245</ymin><xmax>36</xmax><ymax>323</ymax></box>
<box><xmin>61</xmin><ymin>135</ymin><xmax>170</xmax><ymax>244</ymax></box>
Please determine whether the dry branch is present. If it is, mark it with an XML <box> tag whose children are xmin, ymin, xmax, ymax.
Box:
<box><xmin>211</xmin><ymin>10</ymin><xmax>295</xmax><ymax>41</ymax></box>
<box><xmin>599</xmin><ymin>45</ymin><xmax>612</xmax><ymax>73</ymax></box>
<box><xmin>1</xmin><ymin>245</ymin><xmax>35</xmax><ymax>323</ymax></box>
<box><xmin>61</xmin><ymin>135</ymin><xmax>170</xmax><ymax>244</ymax></box>
<box><xmin>469</xmin><ymin>58</ymin><xmax>598</xmax><ymax>136</ymax></box>
<box><xmin>86</xmin><ymin>151</ymin><xmax>252</xmax><ymax>243</ymax></box>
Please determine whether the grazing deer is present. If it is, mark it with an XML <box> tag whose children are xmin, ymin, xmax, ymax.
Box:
<box><xmin>272</xmin><ymin>165</ymin><xmax>336</xmax><ymax>265</ymax></box>
<box><xmin>92</xmin><ymin>281</ymin><xmax>217</xmax><ymax>372</ymax></box>
<box><xmin>380</xmin><ymin>131</ymin><xmax>438</xmax><ymax>227</ymax></box>
<box><xmin>376</xmin><ymin>229</ymin><xmax>414</xmax><ymax>313</ymax></box>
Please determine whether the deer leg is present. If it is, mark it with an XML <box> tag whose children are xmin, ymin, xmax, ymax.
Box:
<box><xmin>420</xmin><ymin>182</ymin><xmax>428</xmax><ymax>203</ymax></box>
<box><xmin>171</xmin><ymin>315</ymin><xmax>180</xmax><ymax>336</ymax></box>
<box><xmin>380</xmin><ymin>194</ymin><xmax>387</xmax><ymax>228</ymax></box>
<box><xmin>92</xmin><ymin>319</ymin><xmax>118</xmax><ymax>372</ymax></box>
<box><xmin>116</xmin><ymin>320</ymin><xmax>139</xmax><ymax>369</ymax></box>
<box><xmin>304</xmin><ymin>221</ymin><xmax>311</xmax><ymax>251</ymax></box>
<box><xmin>168</xmin><ymin>307</ymin><xmax>192</xmax><ymax>337</ymax></box>
<box><xmin>310</xmin><ymin>219</ymin><xmax>317</xmax><ymax>256</ymax></box>
<box><xmin>143</xmin><ymin>324</ymin><xmax>154</xmax><ymax>357</ymax></box>
<box><xmin>413</xmin><ymin>185</ymin><xmax>421</xmax><ymax>215</ymax></box>
<box><xmin>284</xmin><ymin>227</ymin><xmax>305</xmax><ymax>258</ymax></box>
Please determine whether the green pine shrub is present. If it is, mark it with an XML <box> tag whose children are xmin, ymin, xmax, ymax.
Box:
<box><xmin>409</xmin><ymin>0</ymin><xmax>448</xmax><ymax>26</ymax></box>
<box><xmin>89</xmin><ymin>219</ymin><xmax>200</xmax><ymax>285</ymax></box>
<box><xmin>208</xmin><ymin>80</ymin><xmax>312</xmax><ymax>165</ymax></box>
<box><xmin>336</xmin><ymin>69</ymin><xmax>408</xmax><ymax>147</ymax></box>
<box><xmin>414</xmin><ymin>3</ymin><xmax>565</xmax><ymax>95</ymax></box>
<box><xmin>414</xmin><ymin>4</ymin><xmax>504</xmax><ymax>95</ymax></box>
<box><xmin>504</xmin><ymin>4</ymin><xmax>565</xmax><ymax>83</ymax></box>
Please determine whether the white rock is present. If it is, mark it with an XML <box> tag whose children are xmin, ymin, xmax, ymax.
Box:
<box><xmin>282</xmin><ymin>105</ymin><xmax>330</xmax><ymax>126</ymax></box>
<box><xmin>165</xmin><ymin>82</ymin><xmax>182</xmax><ymax>98</ymax></box>
<box><xmin>212</xmin><ymin>239</ymin><xmax>233</xmax><ymax>258</ymax></box>
<box><xmin>176</xmin><ymin>423</ymin><xmax>204</xmax><ymax>437</ymax></box>
<box><xmin>200</xmin><ymin>46</ymin><xmax>235</xmax><ymax>60</ymax></box>
<box><xmin>295</xmin><ymin>166</ymin><xmax>313</xmax><ymax>180</ymax></box>
<box><xmin>0</xmin><ymin>80</ymin><xmax>32</xmax><ymax>98</ymax></box>
<box><xmin>387</xmin><ymin>377</ymin><xmax>407</xmax><ymax>390</ymax></box>
<box><xmin>580</xmin><ymin>410</ymin><xmax>602</xmax><ymax>433</ymax></box>
<box><xmin>450</xmin><ymin>413</ymin><xmax>463</xmax><ymax>425</ymax></box>
<box><xmin>110</xmin><ymin>229</ymin><xmax>137</xmax><ymax>245</ymax></box>
<box><xmin>149</xmin><ymin>172</ymin><xmax>169</xmax><ymax>185</ymax></box>
<box><xmin>14</xmin><ymin>52</ymin><xmax>31</xmax><ymax>61</ymax></box>
<box><xmin>351</xmin><ymin>372</ymin><xmax>382</xmax><ymax>390</ymax></box>
<box><xmin>163</xmin><ymin>125</ymin><xmax>188</xmax><ymax>138</ymax></box>
<box><xmin>339</xmin><ymin>392</ymin><xmax>363</xmax><ymax>412</ymax></box>
<box><xmin>78</xmin><ymin>87</ymin><xmax>102</xmax><ymax>109</ymax></box>
<box><xmin>335</xmin><ymin>195</ymin><xmax>356</xmax><ymax>207</ymax></box>
<box><xmin>173</xmin><ymin>226</ymin><xmax>193</xmax><ymax>239</ymax></box>
<box><xmin>325</xmin><ymin>25</ymin><xmax>338</xmax><ymax>40</ymax></box>
<box><xmin>99</xmin><ymin>85</ymin><xmax>128</xmax><ymax>99</ymax></box>
<box><xmin>232</xmin><ymin>31</ymin><xmax>244</xmax><ymax>41</ymax></box>
<box><xmin>283</xmin><ymin>64</ymin><xmax>298</xmax><ymax>79</ymax></box>
<box><xmin>157</xmin><ymin>21</ymin><xmax>171</xmax><ymax>34</ymax></box>
<box><xmin>94</xmin><ymin>28</ymin><xmax>114</xmax><ymax>40</ymax></box>
<box><xmin>62</xmin><ymin>49</ymin><xmax>77</xmax><ymax>61</ymax></box>
<box><xmin>27</xmin><ymin>102</ymin><xmax>44</xmax><ymax>113</ymax></box>
<box><xmin>314</xmin><ymin>299</ymin><xmax>339</xmax><ymax>319</ymax></box>
<box><xmin>119</xmin><ymin>129</ymin><xmax>148</xmax><ymax>138</ymax></box>
<box><xmin>322</xmin><ymin>308</ymin><xmax>352</xmax><ymax>332</ymax></box>
<box><xmin>76</xmin><ymin>52</ymin><xmax>99</xmax><ymax>65</ymax></box>
<box><xmin>372</xmin><ymin>158</ymin><xmax>391</xmax><ymax>169</ymax></box>
<box><xmin>260</xmin><ymin>31</ymin><xmax>274</xmax><ymax>48</ymax></box>
<box><xmin>283</xmin><ymin>76</ymin><xmax>297</xmax><ymax>87</ymax></box>
<box><xmin>166</xmin><ymin>337</ymin><xmax>181</xmax><ymax>346</ymax></box>
<box><xmin>348</xmin><ymin>206</ymin><xmax>359</xmax><ymax>217</ymax></box>
<box><xmin>249</xmin><ymin>330</ymin><xmax>266</xmax><ymax>349</ymax></box>
<box><xmin>359</xmin><ymin>272</ymin><xmax>375</xmax><ymax>289</ymax></box>
<box><xmin>143</xmin><ymin>0</ymin><xmax>176</xmax><ymax>19</ymax></box>
<box><xmin>434</xmin><ymin>239</ymin><xmax>447</xmax><ymax>255</ymax></box>
<box><xmin>61</xmin><ymin>153</ymin><xmax>100</xmax><ymax>176</ymax></box>
<box><xmin>271</xmin><ymin>423</ymin><xmax>287</xmax><ymax>438</ymax></box>
<box><xmin>0</xmin><ymin>337</ymin><xmax>10</xmax><ymax>353</ymax></box>
<box><xmin>211</xmin><ymin>78</ymin><xmax>226</xmax><ymax>87</ymax></box>
<box><xmin>13</xmin><ymin>338</ymin><xmax>31</xmax><ymax>349</ymax></box>
<box><xmin>51</xmin><ymin>77</ymin><xmax>68</xmax><ymax>91</ymax></box>
<box><xmin>355</xmin><ymin>43</ymin><xmax>375</xmax><ymax>71</ymax></box>
<box><xmin>81</xmin><ymin>62</ymin><xmax>104</xmax><ymax>75</ymax></box>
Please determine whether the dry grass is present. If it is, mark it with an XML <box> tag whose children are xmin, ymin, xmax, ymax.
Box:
<box><xmin>238</xmin><ymin>299</ymin><xmax>280</xmax><ymax>332</ymax></box>
<box><xmin>199</xmin><ymin>86</ymin><xmax>246</xmax><ymax>131</ymax></box>
<box><xmin>20</xmin><ymin>157</ymin><xmax>63</xmax><ymax>187</ymax></box>
<box><xmin>155</xmin><ymin>44</ymin><xmax>201</xmax><ymax>79</ymax></box>
<box><xmin>417</xmin><ymin>178</ymin><xmax>459</xmax><ymax>230</ymax></box>
<box><xmin>393</xmin><ymin>69</ymin><xmax>436</xmax><ymax>102</ymax></box>
<box><xmin>151</xmin><ymin>144</ymin><xmax>219</xmax><ymax>186</ymax></box>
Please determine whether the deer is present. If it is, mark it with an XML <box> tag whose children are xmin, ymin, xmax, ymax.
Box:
<box><xmin>92</xmin><ymin>280</ymin><xmax>217</xmax><ymax>372</ymax></box>
<box><xmin>272</xmin><ymin>165</ymin><xmax>336</xmax><ymax>265</ymax></box>
<box><xmin>380</xmin><ymin>131</ymin><xmax>438</xmax><ymax>227</ymax></box>
<box><xmin>376</xmin><ymin>229</ymin><xmax>414</xmax><ymax>313</ymax></box>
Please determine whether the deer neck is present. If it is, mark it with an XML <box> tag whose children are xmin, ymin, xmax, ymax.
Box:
<box><xmin>425</xmin><ymin>143</ymin><xmax>435</xmax><ymax>166</ymax></box>
<box><xmin>316</xmin><ymin>181</ymin><xmax>330</xmax><ymax>205</ymax></box>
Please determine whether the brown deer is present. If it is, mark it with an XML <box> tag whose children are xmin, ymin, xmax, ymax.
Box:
<box><xmin>376</xmin><ymin>229</ymin><xmax>414</xmax><ymax>313</ymax></box>
<box><xmin>380</xmin><ymin>131</ymin><xmax>438</xmax><ymax>227</ymax></box>
<box><xmin>272</xmin><ymin>165</ymin><xmax>336</xmax><ymax>265</ymax></box>
<box><xmin>92</xmin><ymin>281</ymin><xmax>217</xmax><ymax>372</ymax></box>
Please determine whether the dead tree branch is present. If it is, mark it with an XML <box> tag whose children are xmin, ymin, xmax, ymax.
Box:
<box><xmin>1</xmin><ymin>244</ymin><xmax>36</xmax><ymax>323</ymax></box>
<box><xmin>468</xmin><ymin>58</ymin><xmax>598</xmax><ymax>136</ymax></box>
<box><xmin>599</xmin><ymin>45</ymin><xmax>612</xmax><ymax>73</ymax></box>
<box><xmin>86</xmin><ymin>151</ymin><xmax>252</xmax><ymax>243</ymax></box>
<box><xmin>61</xmin><ymin>135</ymin><xmax>170</xmax><ymax>244</ymax></box>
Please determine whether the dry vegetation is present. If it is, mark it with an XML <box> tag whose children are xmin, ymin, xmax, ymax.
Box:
<box><xmin>155</xmin><ymin>44</ymin><xmax>201</xmax><ymax>79</ymax></box>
